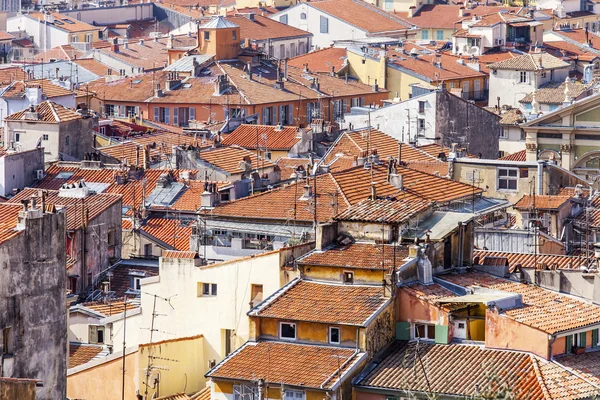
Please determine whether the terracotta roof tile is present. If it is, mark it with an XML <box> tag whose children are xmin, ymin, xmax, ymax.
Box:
<box><xmin>27</xmin><ymin>12</ymin><xmax>102</xmax><ymax>33</ymax></box>
<box><xmin>198</xmin><ymin>146</ymin><xmax>276</xmax><ymax>175</ymax></box>
<box><xmin>487</xmin><ymin>52</ymin><xmax>570</xmax><ymax>71</ymax></box>
<box><xmin>252</xmin><ymin>280</ymin><xmax>388</xmax><ymax>325</ymax></box>
<box><xmin>227</xmin><ymin>14</ymin><xmax>311</xmax><ymax>40</ymax></box>
<box><xmin>141</xmin><ymin>217</ymin><xmax>193</xmax><ymax>251</ymax></box>
<box><xmin>82</xmin><ymin>300</ymin><xmax>138</xmax><ymax>316</ymax></box>
<box><xmin>5</xmin><ymin>101</ymin><xmax>82</xmax><ymax>123</ymax></box>
<box><xmin>473</xmin><ymin>250</ymin><xmax>591</xmax><ymax>272</ymax></box>
<box><xmin>73</xmin><ymin>58</ymin><xmax>110</xmax><ymax>77</ymax></box>
<box><xmin>438</xmin><ymin>272</ymin><xmax>600</xmax><ymax>334</ymax></box>
<box><xmin>222</xmin><ymin>125</ymin><xmax>301</xmax><ymax>150</ymax></box>
<box><xmin>0</xmin><ymin>66</ymin><xmax>26</xmax><ymax>85</ymax></box>
<box><xmin>8</xmin><ymin>188</ymin><xmax>121</xmax><ymax>231</ymax></box>
<box><xmin>288</xmin><ymin>47</ymin><xmax>347</xmax><ymax>74</ymax></box>
<box><xmin>356</xmin><ymin>341</ymin><xmax>598</xmax><ymax>399</ymax></box>
<box><xmin>69</xmin><ymin>343</ymin><xmax>103</xmax><ymax>368</ymax></box>
<box><xmin>163</xmin><ymin>250</ymin><xmax>198</xmax><ymax>258</ymax></box>
<box><xmin>334</xmin><ymin>198</ymin><xmax>431</xmax><ymax>223</ymax></box>
<box><xmin>0</xmin><ymin>203</ymin><xmax>23</xmax><ymax>245</ymax></box>
<box><xmin>520</xmin><ymin>81</ymin><xmax>592</xmax><ymax>105</ymax></box>
<box><xmin>499</xmin><ymin>149</ymin><xmax>526</xmax><ymax>161</ymax></box>
<box><xmin>96</xmin><ymin>37</ymin><xmax>169</xmax><ymax>70</ymax></box>
<box><xmin>2</xmin><ymin>79</ymin><xmax>74</xmax><ymax>99</ymax></box>
<box><xmin>513</xmin><ymin>194</ymin><xmax>571</xmax><ymax>210</ymax></box>
<box><xmin>34</xmin><ymin>45</ymin><xmax>83</xmax><ymax>63</ymax></box>
<box><xmin>106</xmin><ymin>263</ymin><xmax>158</xmax><ymax>298</ymax></box>
<box><xmin>207</xmin><ymin>341</ymin><xmax>363</xmax><ymax>389</ymax></box>
<box><xmin>298</xmin><ymin>242</ymin><xmax>409</xmax><ymax>270</ymax></box>
<box><xmin>399</xmin><ymin>4</ymin><xmax>517</xmax><ymax>29</ymax></box>
<box><xmin>169</xmin><ymin>180</ymin><xmax>231</xmax><ymax>212</ymax></box>
<box><xmin>275</xmin><ymin>157</ymin><xmax>311</xmax><ymax>180</ymax></box>
<box><xmin>309</xmin><ymin>0</ymin><xmax>412</xmax><ymax>33</ymax></box>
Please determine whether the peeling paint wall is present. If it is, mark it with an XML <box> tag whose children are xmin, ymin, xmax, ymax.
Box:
<box><xmin>0</xmin><ymin>210</ymin><xmax>67</xmax><ymax>400</ymax></box>
<box><xmin>364</xmin><ymin>302</ymin><xmax>395</xmax><ymax>359</ymax></box>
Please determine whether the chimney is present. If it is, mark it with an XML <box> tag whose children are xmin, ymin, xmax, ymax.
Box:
<box><xmin>139</xmin><ymin>39</ymin><xmax>144</xmax><ymax>46</ymax></box>
<box><xmin>389</xmin><ymin>173</ymin><xmax>403</xmax><ymax>190</ymax></box>
<box><xmin>154</xmin><ymin>82</ymin><xmax>163</xmax><ymax>98</ymax></box>
<box><xmin>247</xmin><ymin>62</ymin><xmax>253</xmax><ymax>81</ymax></box>
<box><xmin>301</xmin><ymin>184</ymin><xmax>313</xmax><ymax>199</ymax></box>
<box><xmin>370</xmin><ymin>182</ymin><xmax>377</xmax><ymax>200</ymax></box>
<box><xmin>330</xmin><ymin>65</ymin><xmax>335</xmax><ymax>77</ymax></box>
<box><xmin>124</xmin><ymin>40</ymin><xmax>129</xmax><ymax>50</ymax></box>
<box><xmin>407</xmin><ymin>5</ymin><xmax>415</xmax><ymax>17</ymax></box>
<box><xmin>168</xmin><ymin>34</ymin><xmax>174</xmax><ymax>49</ymax></box>
<box><xmin>111</xmin><ymin>37</ymin><xmax>119</xmax><ymax>53</ymax></box>
<box><xmin>459</xmin><ymin>7</ymin><xmax>465</xmax><ymax>17</ymax></box>
<box><xmin>24</xmin><ymin>104</ymin><xmax>40</xmax><ymax>121</ymax></box>
<box><xmin>372</xmin><ymin>78</ymin><xmax>379</xmax><ymax>92</ymax></box>
<box><xmin>283</xmin><ymin>59</ymin><xmax>288</xmax><ymax>80</ymax></box>
<box><xmin>58</xmin><ymin>180</ymin><xmax>91</xmax><ymax>199</ymax></box>
<box><xmin>201</xmin><ymin>182</ymin><xmax>217</xmax><ymax>209</ymax></box>
<box><xmin>435</xmin><ymin>53</ymin><xmax>442</xmax><ymax>68</ymax></box>
<box><xmin>416</xmin><ymin>245</ymin><xmax>433</xmax><ymax>285</ymax></box>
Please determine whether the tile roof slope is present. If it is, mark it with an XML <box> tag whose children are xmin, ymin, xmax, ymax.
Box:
<box><xmin>254</xmin><ymin>280</ymin><xmax>388</xmax><ymax>325</ymax></box>
<box><xmin>96</xmin><ymin>37</ymin><xmax>169</xmax><ymax>70</ymax></box>
<box><xmin>69</xmin><ymin>343</ymin><xmax>103</xmax><ymax>368</ymax></box>
<box><xmin>107</xmin><ymin>264</ymin><xmax>158</xmax><ymax>298</ymax></box>
<box><xmin>289</xmin><ymin>64</ymin><xmax>389</xmax><ymax>97</ymax></box>
<box><xmin>2</xmin><ymin>79</ymin><xmax>74</xmax><ymax>99</ymax></box>
<box><xmin>398</xmin><ymin>4</ymin><xmax>518</xmax><ymax>29</ymax></box>
<box><xmin>34</xmin><ymin>45</ymin><xmax>83</xmax><ymax>63</ymax></box>
<box><xmin>0</xmin><ymin>66</ymin><xmax>26</xmax><ymax>85</ymax></box>
<box><xmin>226</xmin><ymin>14</ymin><xmax>311</xmax><ymax>40</ymax></box>
<box><xmin>198</xmin><ymin>145</ymin><xmax>276</xmax><ymax>174</ymax></box>
<box><xmin>82</xmin><ymin>300</ymin><xmax>138</xmax><ymax>316</ymax></box>
<box><xmin>520</xmin><ymin>80</ymin><xmax>591</xmax><ymax>104</ymax></box>
<box><xmin>385</xmin><ymin>43</ymin><xmax>487</xmax><ymax>80</ymax></box>
<box><xmin>473</xmin><ymin>249</ymin><xmax>591</xmax><ymax>272</ymax></box>
<box><xmin>310</xmin><ymin>0</ymin><xmax>412</xmax><ymax>33</ymax></box>
<box><xmin>334</xmin><ymin>198</ymin><xmax>431</xmax><ymax>223</ymax></box>
<box><xmin>163</xmin><ymin>250</ymin><xmax>197</xmax><ymax>258</ymax></box>
<box><xmin>356</xmin><ymin>341</ymin><xmax>598</xmax><ymax>400</ymax></box>
<box><xmin>207</xmin><ymin>341</ymin><xmax>362</xmax><ymax>389</ymax></box>
<box><xmin>288</xmin><ymin>47</ymin><xmax>348</xmax><ymax>74</ymax></box>
<box><xmin>27</xmin><ymin>12</ymin><xmax>101</xmax><ymax>33</ymax></box>
<box><xmin>275</xmin><ymin>157</ymin><xmax>311</xmax><ymax>180</ymax></box>
<box><xmin>222</xmin><ymin>125</ymin><xmax>301</xmax><ymax>150</ymax></box>
<box><xmin>141</xmin><ymin>217</ymin><xmax>193</xmax><ymax>251</ymax></box>
<box><xmin>513</xmin><ymin>194</ymin><xmax>571</xmax><ymax>210</ymax></box>
<box><xmin>170</xmin><ymin>180</ymin><xmax>231</xmax><ymax>212</ymax></box>
<box><xmin>499</xmin><ymin>149</ymin><xmax>527</xmax><ymax>161</ymax></box>
<box><xmin>556</xmin><ymin>351</ymin><xmax>600</xmax><ymax>389</ymax></box>
<box><xmin>0</xmin><ymin>203</ymin><xmax>23</xmax><ymax>245</ymax></box>
<box><xmin>298</xmin><ymin>242</ymin><xmax>410</xmax><ymax>270</ymax></box>
<box><xmin>0</xmin><ymin>30</ymin><xmax>14</xmax><ymax>41</ymax></box>
<box><xmin>487</xmin><ymin>52</ymin><xmax>570</xmax><ymax>71</ymax></box>
<box><xmin>73</xmin><ymin>58</ymin><xmax>110</xmax><ymax>77</ymax></box>
<box><xmin>8</xmin><ymin>188</ymin><xmax>121</xmax><ymax>231</ymax></box>
<box><xmin>438</xmin><ymin>272</ymin><xmax>600</xmax><ymax>334</ymax></box>
<box><xmin>212</xmin><ymin>173</ymin><xmax>350</xmax><ymax>222</ymax></box>
<box><xmin>5</xmin><ymin>101</ymin><xmax>82</xmax><ymax>123</ymax></box>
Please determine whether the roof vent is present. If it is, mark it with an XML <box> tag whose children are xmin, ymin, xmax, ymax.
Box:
<box><xmin>300</xmin><ymin>184</ymin><xmax>312</xmax><ymax>200</ymax></box>
<box><xmin>58</xmin><ymin>180</ymin><xmax>92</xmax><ymax>198</ymax></box>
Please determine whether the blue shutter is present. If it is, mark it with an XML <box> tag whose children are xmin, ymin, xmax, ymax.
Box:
<box><xmin>395</xmin><ymin>322</ymin><xmax>410</xmax><ymax>340</ymax></box>
<box><xmin>153</xmin><ymin>107</ymin><xmax>159</xmax><ymax>122</ymax></box>
<box><xmin>279</xmin><ymin>14</ymin><xmax>288</xmax><ymax>24</ymax></box>
<box><xmin>165</xmin><ymin>108</ymin><xmax>170</xmax><ymax>124</ymax></box>
<box><xmin>173</xmin><ymin>107</ymin><xmax>179</xmax><ymax>126</ymax></box>
<box><xmin>189</xmin><ymin>107</ymin><xmax>195</xmax><ymax>121</ymax></box>
<box><xmin>593</xmin><ymin>329</ymin><xmax>598</xmax><ymax>348</ymax></box>
<box><xmin>320</xmin><ymin>16</ymin><xmax>328</xmax><ymax>33</ymax></box>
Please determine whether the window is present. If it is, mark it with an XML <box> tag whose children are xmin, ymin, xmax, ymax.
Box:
<box><xmin>333</xmin><ymin>100</ymin><xmax>344</xmax><ymax>121</ymax></box>
<box><xmin>300</xmin><ymin>12</ymin><xmax>307</xmax><ymax>19</ymax></box>
<box><xmin>329</xmin><ymin>327</ymin><xmax>341</xmax><ymax>344</ymax></box>
<box><xmin>519</xmin><ymin>71</ymin><xmax>527</xmax><ymax>83</ymax></box>
<box><xmin>42</xmin><ymin>134</ymin><xmax>49</xmax><ymax>141</ymax></box>
<box><xmin>320</xmin><ymin>16</ymin><xmax>329</xmax><ymax>33</ymax></box>
<box><xmin>418</xmin><ymin>118</ymin><xmax>425</xmax><ymax>131</ymax></box>
<box><xmin>204</xmin><ymin>31</ymin><xmax>210</xmax><ymax>40</ymax></box>
<box><xmin>251</xmin><ymin>284</ymin><xmax>263</xmax><ymax>304</ymax></box>
<box><xmin>234</xmin><ymin>384</ymin><xmax>258</xmax><ymax>400</ymax></box>
<box><xmin>343</xmin><ymin>271</ymin><xmax>354</xmax><ymax>284</ymax></box>
<box><xmin>89</xmin><ymin>325</ymin><xmax>105</xmax><ymax>344</ymax></box>
<box><xmin>2</xmin><ymin>327</ymin><xmax>13</xmax><ymax>355</ymax></box>
<box><xmin>351</xmin><ymin>97</ymin><xmax>365</xmax><ymax>107</ymax></box>
<box><xmin>541</xmin><ymin>71</ymin><xmax>547</xmax><ymax>79</ymax></box>
<box><xmin>126</xmin><ymin>106</ymin><xmax>137</xmax><ymax>118</ymax></box>
<box><xmin>144</xmin><ymin>243</ymin><xmax>152</xmax><ymax>256</ymax></box>
<box><xmin>154</xmin><ymin>107</ymin><xmax>171</xmax><ymax>124</ymax></box>
<box><xmin>384</xmin><ymin>0</ymin><xmax>393</xmax><ymax>9</ymax></box>
<box><xmin>71</xmin><ymin>35</ymin><xmax>78</xmax><ymax>43</ymax></box>
<box><xmin>201</xmin><ymin>283</ymin><xmax>218</xmax><ymax>296</ymax></box>
<box><xmin>280</xmin><ymin>43</ymin><xmax>285</xmax><ymax>58</ymax></box>
<box><xmin>284</xmin><ymin>390</ymin><xmax>305</xmax><ymax>400</ymax></box>
<box><xmin>232</xmin><ymin>30</ymin><xmax>237</xmax><ymax>40</ymax></box>
<box><xmin>457</xmin><ymin>322</ymin><xmax>466</xmax><ymax>330</ymax></box>
<box><xmin>131</xmin><ymin>276</ymin><xmax>141</xmax><ymax>291</ymax></box>
<box><xmin>15</xmin><ymin>133</ymin><xmax>20</xmax><ymax>142</ymax></box>
<box><xmin>436</xmin><ymin>30</ymin><xmax>444</xmax><ymax>40</ymax></box>
<box><xmin>414</xmin><ymin>323</ymin><xmax>435</xmax><ymax>340</ymax></box>
<box><xmin>418</xmin><ymin>101</ymin><xmax>425</xmax><ymax>114</ymax></box>
<box><xmin>280</xmin><ymin>322</ymin><xmax>297</xmax><ymax>340</ymax></box>
<box><xmin>85</xmin><ymin>33</ymin><xmax>93</xmax><ymax>43</ymax></box>
<box><xmin>421</xmin><ymin>30</ymin><xmax>429</xmax><ymax>40</ymax></box>
<box><xmin>500</xmin><ymin>128</ymin><xmax>508</xmax><ymax>138</ymax></box>
<box><xmin>224</xmin><ymin>328</ymin><xmax>232</xmax><ymax>356</ymax></box>
<box><xmin>279</xmin><ymin>14</ymin><xmax>288</xmax><ymax>24</ymax></box>
<box><xmin>65</xmin><ymin>135</ymin><xmax>70</xmax><ymax>145</ymax></box>
<box><xmin>290</xmin><ymin>42</ymin><xmax>296</xmax><ymax>58</ymax></box>
<box><xmin>498</xmin><ymin>168</ymin><xmax>518</xmax><ymax>190</ymax></box>
<box><xmin>520</xmin><ymin>130</ymin><xmax>527</xmax><ymax>140</ymax></box>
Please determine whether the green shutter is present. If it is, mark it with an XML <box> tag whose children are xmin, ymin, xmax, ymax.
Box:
<box><xmin>566</xmin><ymin>335</ymin><xmax>573</xmax><ymax>353</ymax></box>
<box><xmin>435</xmin><ymin>325</ymin><xmax>449</xmax><ymax>344</ymax></box>
<box><xmin>593</xmin><ymin>329</ymin><xmax>598</xmax><ymax>348</ymax></box>
<box><xmin>580</xmin><ymin>332</ymin><xmax>587</xmax><ymax>348</ymax></box>
<box><xmin>396</xmin><ymin>322</ymin><xmax>410</xmax><ymax>341</ymax></box>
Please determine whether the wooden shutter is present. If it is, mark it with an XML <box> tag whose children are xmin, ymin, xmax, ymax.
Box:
<box><xmin>395</xmin><ymin>322</ymin><xmax>410</xmax><ymax>340</ymax></box>
<box><xmin>189</xmin><ymin>107</ymin><xmax>195</xmax><ymax>121</ymax></box>
<box><xmin>580</xmin><ymin>332</ymin><xmax>587</xmax><ymax>348</ymax></box>
<box><xmin>173</xmin><ymin>107</ymin><xmax>179</xmax><ymax>126</ymax></box>
<box><xmin>435</xmin><ymin>325</ymin><xmax>449</xmax><ymax>344</ymax></box>
<box><xmin>566</xmin><ymin>335</ymin><xmax>573</xmax><ymax>353</ymax></box>
<box><xmin>593</xmin><ymin>329</ymin><xmax>598</xmax><ymax>348</ymax></box>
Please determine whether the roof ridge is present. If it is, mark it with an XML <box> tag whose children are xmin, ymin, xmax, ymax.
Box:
<box><xmin>327</xmin><ymin>172</ymin><xmax>352</xmax><ymax>208</ymax></box>
<box><xmin>529</xmin><ymin>356</ymin><xmax>553</xmax><ymax>400</ymax></box>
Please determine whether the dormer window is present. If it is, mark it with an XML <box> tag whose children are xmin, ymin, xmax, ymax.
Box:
<box><xmin>204</xmin><ymin>31</ymin><xmax>210</xmax><ymax>41</ymax></box>
<box><xmin>280</xmin><ymin>322</ymin><xmax>296</xmax><ymax>340</ymax></box>
<box><xmin>343</xmin><ymin>271</ymin><xmax>354</xmax><ymax>284</ymax></box>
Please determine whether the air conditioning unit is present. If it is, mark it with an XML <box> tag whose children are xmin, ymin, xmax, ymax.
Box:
<box><xmin>35</xmin><ymin>169</ymin><xmax>44</xmax><ymax>180</ymax></box>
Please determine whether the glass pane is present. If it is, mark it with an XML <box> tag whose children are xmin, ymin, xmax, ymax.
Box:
<box><xmin>281</xmin><ymin>323</ymin><xmax>296</xmax><ymax>339</ymax></box>
<box><xmin>499</xmin><ymin>169</ymin><xmax>507</xmax><ymax>177</ymax></box>
<box><xmin>330</xmin><ymin>328</ymin><xmax>340</xmax><ymax>343</ymax></box>
<box><xmin>499</xmin><ymin>180</ymin><xmax>508</xmax><ymax>189</ymax></box>
<box><xmin>508</xmin><ymin>180</ymin><xmax>517</xmax><ymax>190</ymax></box>
<box><xmin>415</xmin><ymin>324</ymin><xmax>425</xmax><ymax>338</ymax></box>
<box><xmin>508</xmin><ymin>169</ymin><xmax>518</xmax><ymax>177</ymax></box>
<box><xmin>427</xmin><ymin>325</ymin><xmax>435</xmax><ymax>339</ymax></box>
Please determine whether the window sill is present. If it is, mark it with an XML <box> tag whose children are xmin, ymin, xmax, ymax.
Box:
<box><xmin>279</xmin><ymin>336</ymin><xmax>297</xmax><ymax>341</ymax></box>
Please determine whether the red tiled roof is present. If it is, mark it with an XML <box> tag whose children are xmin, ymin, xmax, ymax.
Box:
<box><xmin>207</xmin><ymin>341</ymin><xmax>363</xmax><ymax>389</ymax></box>
<box><xmin>198</xmin><ymin>146</ymin><xmax>276</xmax><ymax>175</ymax></box>
<box><xmin>2</xmin><ymin>79</ymin><xmax>74</xmax><ymax>99</ymax></box>
<box><xmin>0</xmin><ymin>203</ymin><xmax>22</xmax><ymax>245</ymax></box>
<box><xmin>356</xmin><ymin>341</ymin><xmax>598</xmax><ymax>400</ymax></box>
<box><xmin>439</xmin><ymin>272</ymin><xmax>600</xmax><ymax>334</ymax></box>
<box><xmin>275</xmin><ymin>157</ymin><xmax>311</xmax><ymax>180</ymax></box>
<box><xmin>227</xmin><ymin>14</ymin><xmax>311</xmax><ymax>40</ymax></box>
<box><xmin>163</xmin><ymin>250</ymin><xmax>197</xmax><ymax>258</ymax></box>
<box><xmin>298</xmin><ymin>242</ymin><xmax>409</xmax><ymax>270</ymax></box>
<box><xmin>513</xmin><ymin>195</ymin><xmax>571</xmax><ymax>210</ymax></box>
<box><xmin>499</xmin><ymin>149</ymin><xmax>526</xmax><ymax>161</ymax></box>
<box><xmin>334</xmin><ymin>198</ymin><xmax>431</xmax><ymax>223</ymax></box>
<box><xmin>288</xmin><ymin>47</ymin><xmax>348</xmax><ymax>74</ymax></box>
<box><xmin>27</xmin><ymin>12</ymin><xmax>102</xmax><ymax>33</ymax></box>
<box><xmin>310</xmin><ymin>0</ymin><xmax>412</xmax><ymax>33</ymax></box>
<box><xmin>69</xmin><ymin>343</ymin><xmax>103</xmax><ymax>368</ymax></box>
<box><xmin>106</xmin><ymin>263</ymin><xmax>158</xmax><ymax>298</ymax></box>
<box><xmin>82</xmin><ymin>300</ymin><xmax>138</xmax><ymax>316</ymax></box>
<box><xmin>34</xmin><ymin>45</ymin><xmax>83</xmax><ymax>63</ymax></box>
<box><xmin>0</xmin><ymin>66</ymin><xmax>26</xmax><ymax>86</ymax></box>
<box><xmin>474</xmin><ymin>250</ymin><xmax>591</xmax><ymax>272</ymax></box>
<box><xmin>6</xmin><ymin>101</ymin><xmax>81</xmax><ymax>123</ymax></box>
<box><xmin>252</xmin><ymin>279</ymin><xmax>388</xmax><ymax>325</ymax></box>
<box><xmin>398</xmin><ymin>4</ymin><xmax>517</xmax><ymax>29</ymax></box>
<box><xmin>7</xmin><ymin>188</ymin><xmax>121</xmax><ymax>231</ymax></box>
<box><xmin>141</xmin><ymin>217</ymin><xmax>193</xmax><ymax>251</ymax></box>
<box><xmin>222</xmin><ymin>125</ymin><xmax>301</xmax><ymax>150</ymax></box>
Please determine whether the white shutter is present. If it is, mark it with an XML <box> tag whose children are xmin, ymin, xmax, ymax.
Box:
<box><xmin>154</xmin><ymin>107</ymin><xmax>159</xmax><ymax>122</ymax></box>
<box><xmin>189</xmin><ymin>107</ymin><xmax>195</xmax><ymax>121</ymax></box>
<box><xmin>89</xmin><ymin>325</ymin><xmax>98</xmax><ymax>344</ymax></box>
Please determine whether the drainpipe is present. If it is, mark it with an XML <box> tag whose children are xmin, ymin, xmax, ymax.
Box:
<box><xmin>548</xmin><ymin>334</ymin><xmax>557</xmax><ymax>359</ymax></box>
<box><xmin>257</xmin><ymin>378</ymin><xmax>265</xmax><ymax>400</ymax></box>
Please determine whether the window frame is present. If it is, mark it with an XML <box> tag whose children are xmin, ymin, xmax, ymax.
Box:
<box><xmin>329</xmin><ymin>326</ymin><xmax>341</xmax><ymax>344</ymax></box>
<box><xmin>2</xmin><ymin>327</ymin><xmax>13</xmax><ymax>355</ymax></box>
<box><xmin>519</xmin><ymin>71</ymin><xmax>527</xmax><ymax>83</ymax></box>
<box><xmin>497</xmin><ymin>167</ymin><xmax>519</xmax><ymax>191</ymax></box>
<box><xmin>284</xmin><ymin>389</ymin><xmax>306</xmax><ymax>400</ymax></box>
<box><xmin>280</xmin><ymin>321</ymin><xmax>297</xmax><ymax>341</ymax></box>
<box><xmin>319</xmin><ymin>15</ymin><xmax>329</xmax><ymax>34</ymax></box>
<box><xmin>413</xmin><ymin>323</ymin><xmax>436</xmax><ymax>340</ymax></box>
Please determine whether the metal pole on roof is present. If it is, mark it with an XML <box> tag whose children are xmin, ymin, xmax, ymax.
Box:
<box><xmin>121</xmin><ymin>295</ymin><xmax>127</xmax><ymax>400</ymax></box>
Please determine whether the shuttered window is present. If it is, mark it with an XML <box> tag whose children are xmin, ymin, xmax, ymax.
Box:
<box><xmin>593</xmin><ymin>329</ymin><xmax>598</xmax><ymax>348</ymax></box>
<box><xmin>173</xmin><ymin>107</ymin><xmax>179</xmax><ymax>126</ymax></box>
<box><xmin>153</xmin><ymin>107</ymin><xmax>159</xmax><ymax>122</ymax></box>
<box><xmin>279</xmin><ymin>14</ymin><xmax>288</xmax><ymax>24</ymax></box>
<box><xmin>320</xmin><ymin>16</ymin><xmax>328</xmax><ymax>33</ymax></box>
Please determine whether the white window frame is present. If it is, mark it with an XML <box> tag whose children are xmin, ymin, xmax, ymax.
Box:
<box><xmin>234</xmin><ymin>384</ymin><xmax>258</xmax><ymax>400</ymax></box>
<box><xmin>497</xmin><ymin>167</ymin><xmax>518</xmax><ymax>191</ymax></box>
<box><xmin>519</xmin><ymin>71</ymin><xmax>527</xmax><ymax>83</ymax></box>
<box><xmin>280</xmin><ymin>322</ymin><xmax>297</xmax><ymax>341</ymax></box>
<box><xmin>284</xmin><ymin>389</ymin><xmax>305</xmax><ymax>400</ymax></box>
<box><xmin>201</xmin><ymin>282</ymin><xmax>217</xmax><ymax>296</ymax></box>
<box><xmin>413</xmin><ymin>323</ymin><xmax>435</xmax><ymax>340</ymax></box>
<box><xmin>329</xmin><ymin>326</ymin><xmax>341</xmax><ymax>344</ymax></box>
<box><xmin>500</xmin><ymin>128</ymin><xmax>508</xmax><ymax>139</ymax></box>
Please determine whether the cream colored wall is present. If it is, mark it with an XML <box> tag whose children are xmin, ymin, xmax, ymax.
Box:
<box><xmin>258</xmin><ymin>317</ymin><xmax>361</xmax><ymax>348</ymax></box>
<box><xmin>138</xmin><ymin>335</ymin><xmax>205</xmax><ymax>398</ymax></box>
<box><xmin>69</xmin><ymin>312</ymin><xmax>101</xmax><ymax>343</ymax></box>
<box><xmin>386</xmin><ymin>67</ymin><xmax>428</xmax><ymax>101</ymax></box>
<box><xmin>67</xmin><ymin>350</ymin><xmax>139</xmax><ymax>400</ymax></box>
<box><xmin>302</xmin><ymin>264</ymin><xmax>386</xmax><ymax>284</ymax></box>
<box><xmin>347</xmin><ymin>51</ymin><xmax>391</xmax><ymax>98</ymax></box>
<box><xmin>212</xmin><ymin>382</ymin><xmax>326</xmax><ymax>400</ymax></box>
